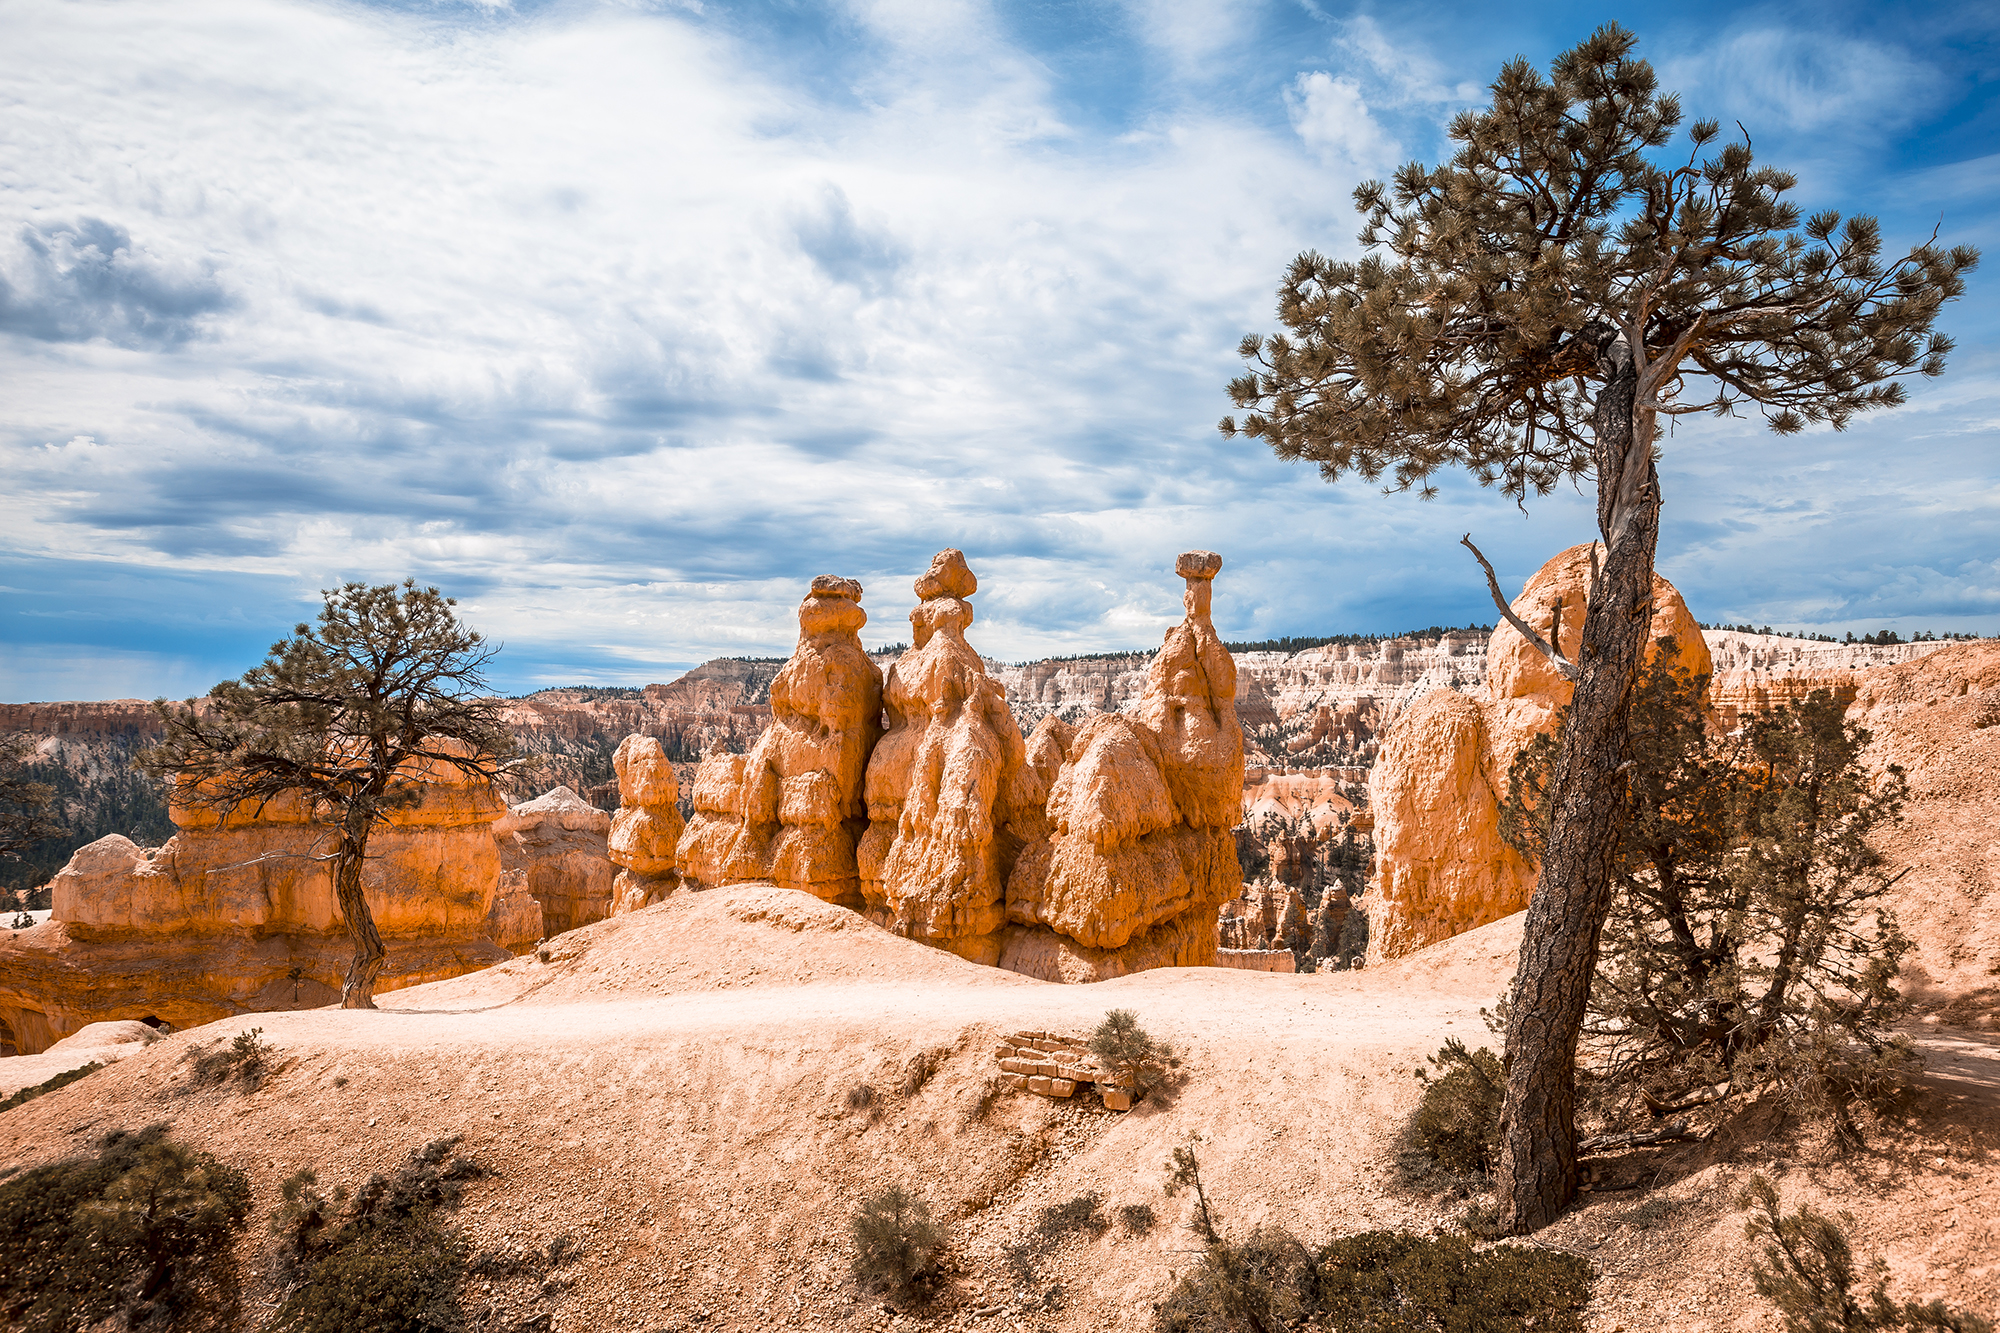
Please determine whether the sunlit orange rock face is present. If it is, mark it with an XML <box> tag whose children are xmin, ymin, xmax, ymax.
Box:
<box><xmin>0</xmin><ymin>760</ymin><xmax>511</xmax><ymax>1055</ymax></box>
<box><xmin>676</xmin><ymin>576</ymin><xmax>884</xmax><ymax>905</ymax></box>
<box><xmin>857</xmin><ymin>550</ymin><xmax>1025</xmax><ymax>962</ymax></box>
<box><xmin>1846</xmin><ymin>641</ymin><xmax>2000</xmax><ymax>1030</ymax></box>
<box><xmin>1367</xmin><ymin>543</ymin><xmax>1710</xmax><ymax>963</ymax></box>
<box><xmin>997</xmin><ymin>550</ymin><xmax>1244</xmax><ymax>982</ymax></box>
<box><xmin>499</xmin><ymin>784</ymin><xmax>614</xmax><ymax>934</ymax></box>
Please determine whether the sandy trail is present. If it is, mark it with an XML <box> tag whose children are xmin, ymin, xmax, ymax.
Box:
<box><xmin>1</xmin><ymin>883</ymin><xmax>1993</xmax><ymax>1333</ymax></box>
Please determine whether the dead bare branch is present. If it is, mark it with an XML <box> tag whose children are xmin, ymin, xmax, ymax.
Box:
<box><xmin>1461</xmin><ymin>534</ymin><xmax>1579</xmax><ymax>679</ymax></box>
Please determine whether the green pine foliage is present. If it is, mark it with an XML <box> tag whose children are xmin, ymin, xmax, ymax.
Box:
<box><xmin>1088</xmin><ymin>1009</ymin><xmax>1175</xmax><ymax>1096</ymax></box>
<box><xmin>1741</xmin><ymin>1176</ymin><xmax>1993</xmax><ymax>1332</ymax></box>
<box><xmin>1500</xmin><ymin>650</ymin><xmax>1917</xmax><ymax>1136</ymax></box>
<box><xmin>848</xmin><ymin>1185</ymin><xmax>944</xmax><ymax>1302</ymax></box>
<box><xmin>0</xmin><ymin>1124</ymin><xmax>251</xmax><ymax>1332</ymax></box>
<box><xmin>265</xmin><ymin>1136</ymin><xmax>490</xmax><ymax>1333</ymax></box>
<box><xmin>1223</xmin><ymin>23</ymin><xmax>1977</xmax><ymax>495</ymax></box>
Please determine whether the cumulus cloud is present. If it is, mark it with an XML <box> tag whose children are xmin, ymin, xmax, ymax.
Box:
<box><xmin>0</xmin><ymin>219</ymin><xmax>230</xmax><ymax>348</ymax></box>
<box><xmin>1285</xmin><ymin>71</ymin><xmax>1398</xmax><ymax>176</ymax></box>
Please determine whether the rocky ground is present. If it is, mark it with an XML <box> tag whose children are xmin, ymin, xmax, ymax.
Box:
<box><xmin>1</xmin><ymin>883</ymin><xmax>1993</xmax><ymax>1333</ymax></box>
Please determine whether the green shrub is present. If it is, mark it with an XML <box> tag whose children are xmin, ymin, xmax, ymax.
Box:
<box><xmin>190</xmin><ymin>1027</ymin><xmax>274</xmax><ymax>1090</ymax></box>
<box><xmin>0</xmin><ymin>1060</ymin><xmax>102</xmax><ymax>1112</ymax></box>
<box><xmin>1397</xmin><ymin>1039</ymin><xmax>1503</xmax><ymax>1189</ymax></box>
<box><xmin>1155</xmin><ymin>1224</ymin><xmax>1315</xmax><ymax>1333</ymax></box>
<box><xmin>0</xmin><ymin>1124</ymin><xmax>250</xmax><ymax>1332</ymax></box>
<box><xmin>1089</xmin><ymin>1009</ymin><xmax>1174</xmax><ymax>1096</ymax></box>
<box><xmin>1315</xmin><ymin>1231</ymin><xmax>1590</xmax><ymax>1332</ymax></box>
<box><xmin>266</xmin><ymin>1136</ymin><xmax>489</xmax><ymax>1333</ymax></box>
<box><xmin>1741</xmin><ymin>1175</ymin><xmax>1994</xmax><ymax>1332</ymax></box>
<box><xmin>1154</xmin><ymin>1147</ymin><xmax>1589</xmax><ymax>1333</ymax></box>
<box><xmin>1502</xmin><ymin>660</ymin><xmax>1919</xmax><ymax>1142</ymax></box>
<box><xmin>849</xmin><ymin>1185</ymin><xmax>944</xmax><ymax>1301</ymax></box>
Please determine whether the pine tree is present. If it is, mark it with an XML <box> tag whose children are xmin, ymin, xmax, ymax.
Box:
<box><xmin>1222</xmin><ymin>24</ymin><xmax>1976</xmax><ymax>1231</ymax></box>
<box><xmin>0</xmin><ymin>736</ymin><xmax>63</xmax><ymax>874</ymax></box>
<box><xmin>140</xmin><ymin>582</ymin><xmax>516</xmax><ymax>1008</ymax></box>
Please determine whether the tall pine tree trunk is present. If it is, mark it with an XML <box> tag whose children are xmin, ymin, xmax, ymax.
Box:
<box><xmin>335</xmin><ymin>809</ymin><xmax>387</xmax><ymax>1010</ymax></box>
<box><xmin>1495</xmin><ymin>335</ymin><xmax>1660</xmax><ymax>1233</ymax></box>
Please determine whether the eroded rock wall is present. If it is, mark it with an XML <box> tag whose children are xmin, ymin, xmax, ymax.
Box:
<box><xmin>496</xmin><ymin>785</ymin><xmax>613</xmax><ymax>935</ymax></box>
<box><xmin>859</xmin><ymin>552</ymin><xmax>1024</xmax><ymax>962</ymax></box>
<box><xmin>996</xmin><ymin>551</ymin><xmax>1243</xmax><ymax>981</ymax></box>
<box><xmin>677</xmin><ymin>577</ymin><xmax>885</xmax><ymax>907</ymax></box>
<box><xmin>0</xmin><ymin>761</ymin><xmax>512</xmax><ymax>1053</ymax></box>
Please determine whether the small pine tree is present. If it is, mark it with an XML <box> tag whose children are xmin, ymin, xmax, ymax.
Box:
<box><xmin>1089</xmin><ymin>1009</ymin><xmax>1174</xmax><ymax>1096</ymax></box>
<box><xmin>1740</xmin><ymin>1175</ymin><xmax>1993</xmax><ymax>1332</ymax></box>
<box><xmin>1501</xmin><ymin>662</ymin><xmax>1915</xmax><ymax>1137</ymax></box>
<box><xmin>848</xmin><ymin>1185</ymin><xmax>943</xmax><ymax>1301</ymax></box>
<box><xmin>141</xmin><ymin>582</ymin><xmax>518</xmax><ymax>1008</ymax></box>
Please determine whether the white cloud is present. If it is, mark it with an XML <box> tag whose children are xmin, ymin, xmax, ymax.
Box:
<box><xmin>1332</xmin><ymin>15</ymin><xmax>1482</xmax><ymax>108</ymax></box>
<box><xmin>1661</xmin><ymin>27</ymin><xmax>1934</xmax><ymax>134</ymax></box>
<box><xmin>1284</xmin><ymin>71</ymin><xmax>1398</xmax><ymax>178</ymax></box>
<box><xmin>0</xmin><ymin>0</ymin><xmax>1994</xmax><ymax>699</ymax></box>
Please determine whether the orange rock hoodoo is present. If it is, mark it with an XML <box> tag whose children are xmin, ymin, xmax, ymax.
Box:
<box><xmin>678</xmin><ymin>575</ymin><xmax>885</xmax><ymax>905</ymax></box>
<box><xmin>857</xmin><ymin>551</ymin><xmax>1022</xmax><ymax>957</ymax></box>
<box><xmin>623</xmin><ymin>548</ymin><xmax>1247</xmax><ymax>982</ymax></box>
<box><xmin>1366</xmin><ymin>543</ymin><xmax>1711</xmax><ymax>963</ymax></box>
<box><xmin>996</xmin><ymin>550</ymin><xmax>1242</xmax><ymax>981</ymax></box>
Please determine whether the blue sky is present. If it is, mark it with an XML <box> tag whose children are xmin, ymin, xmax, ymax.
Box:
<box><xmin>2</xmin><ymin>0</ymin><xmax>1995</xmax><ymax>700</ymax></box>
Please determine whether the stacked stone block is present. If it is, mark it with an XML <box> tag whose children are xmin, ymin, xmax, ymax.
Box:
<box><xmin>993</xmin><ymin>1029</ymin><xmax>1136</xmax><ymax>1111</ymax></box>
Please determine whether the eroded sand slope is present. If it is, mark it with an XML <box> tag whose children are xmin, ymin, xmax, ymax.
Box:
<box><xmin>1</xmin><ymin>884</ymin><xmax>1993</xmax><ymax>1333</ymax></box>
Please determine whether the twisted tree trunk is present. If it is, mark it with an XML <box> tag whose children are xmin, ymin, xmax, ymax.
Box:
<box><xmin>1495</xmin><ymin>335</ymin><xmax>1661</xmax><ymax>1233</ymax></box>
<box><xmin>336</xmin><ymin>807</ymin><xmax>387</xmax><ymax>1010</ymax></box>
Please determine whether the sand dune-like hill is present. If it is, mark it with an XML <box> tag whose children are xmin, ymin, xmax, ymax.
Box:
<box><xmin>1</xmin><ymin>881</ymin><xmax>1993</xmax><ymax>1333</ymax></box>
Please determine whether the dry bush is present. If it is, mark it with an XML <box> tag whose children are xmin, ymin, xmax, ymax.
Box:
<box><xmin>1119</xmin><ymin>1202</ymin><xmax>1158</xmax><ymax>1236</ymax></box>
<box><xmin>0</xmin><ymin>1124</ymin><xmax>250</xmax><ymax>1332</ymax></box>
<box><xmin>189</xmin><ymin>1027</ymin><xmax>274</xmax><ymax>1091</ymax></box>
<box><xmin>1396</xmin><ymin>1039</ymin><xmax>1503</xmax><ymax>1190</ymax></box>
<box><xmin>1156</xmin><ymin>1146</ymin><xmax>1589</xmax><ymax>1332</ymax></box>
<box><xmin>266</xmin><ymin>1136</ymin><xmax>490</xmax><ymax>1333</ymax></box>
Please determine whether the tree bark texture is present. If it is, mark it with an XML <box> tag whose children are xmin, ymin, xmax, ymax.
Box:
<box><xmin>1495</xmin><ymin>335</ymin><xmax>1661</xmax><ymax>1233</ymax></box>
<box><xmin>336</xmin><ymin>809</ymin><xmax>387</xmax><ymax>1010</ymax></box>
